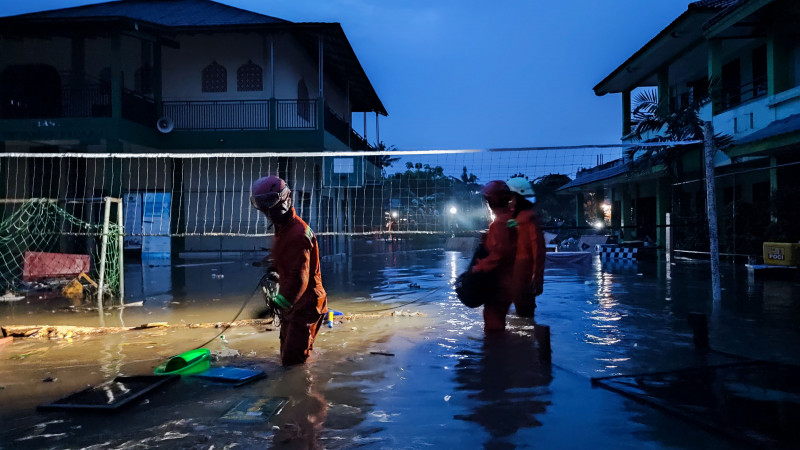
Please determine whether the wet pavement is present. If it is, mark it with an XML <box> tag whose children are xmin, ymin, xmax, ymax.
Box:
<box><xmin>1</xmin><ymin>243</ymin><xmax>800</xmax><ymax>449</ymax></box>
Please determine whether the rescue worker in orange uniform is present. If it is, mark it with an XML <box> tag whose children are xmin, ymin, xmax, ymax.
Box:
<box><xmin>472</xmin><ymin>180</ymin><xmax>518</xmax><ymax>332</ymax></box>
<box><xmin>251</xmin><ymin>175</ymin><xmax>328</xmax><ymax>366</ymax></box>
<box><xmin>505</xmin><ymin>176</ymin><xmax>546</xmax><ymax>318</ymax></box>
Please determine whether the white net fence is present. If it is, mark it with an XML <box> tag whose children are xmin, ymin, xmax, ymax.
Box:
<box><xmin>0</xmin><ymin>147</ymin><xmax>624</xmax><ymax>239</ymax></box>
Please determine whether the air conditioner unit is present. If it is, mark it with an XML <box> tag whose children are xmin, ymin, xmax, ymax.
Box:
<box><xmin>156</xmin><ymin>117</ymin><xmax>174</xmax><ymax>134</ymax></box>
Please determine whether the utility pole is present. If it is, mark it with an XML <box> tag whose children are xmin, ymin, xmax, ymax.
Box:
<box><xmin>703</xmin><ymin>121</ymin><xmax>722</xmax><ymax>305</ymax></box>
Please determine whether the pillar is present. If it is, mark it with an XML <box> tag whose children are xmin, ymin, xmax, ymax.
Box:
<box><xmin>111</xmin><ymin>34</ymin><xmax>122</xmax><ymax>120</ymax></box>
<box><xmin>622</xmin><ymin>89</ymin><xmax>632</xmax><ymax>137</ymax></box>
<box><xmin>767</xmin><ymin>35</ymin><xmax>791</xmax><ymax>96</ymax></box>
<box><xmin>657</xmin><ymin>66</ymin><xmax>669</xmax><ymax>115</ymax></box>
<box><xmin>153</xmin><ymin>43</ymin><xmax>163</xmax><ymax>116</ymax></box>
<box><xmin>656</xmin><ymin>178</ymin><xmax>670</xmax><ymax>247</ymax></box>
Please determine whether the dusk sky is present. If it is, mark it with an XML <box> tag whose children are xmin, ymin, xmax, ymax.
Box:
<box><xmin>4</xmin><ymin>0</ymin><xmax>694</xmax><ymax>152</ymax></box>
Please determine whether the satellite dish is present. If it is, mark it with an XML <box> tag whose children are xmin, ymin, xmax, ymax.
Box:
<box><xmin>156</xmin><ymin>117</ymin><xmax>174</xmax><ymax>134</ymax></box>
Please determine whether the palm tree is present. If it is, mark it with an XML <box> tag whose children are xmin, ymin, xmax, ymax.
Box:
<box><xmin>629</xmin><ymin>80</ymin><xmax>732</xmax><ymax>179</ymax></box>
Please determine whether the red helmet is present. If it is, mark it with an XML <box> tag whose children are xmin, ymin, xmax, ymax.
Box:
<box><xmin>481</xmin><ymin>180</ymin><xmax>511</xmax><ymax>208</ymax></box>
<box><xmin>251</xmin><ymin>175</ymin><xmax>291</xmax><ymax>210</ymax></box>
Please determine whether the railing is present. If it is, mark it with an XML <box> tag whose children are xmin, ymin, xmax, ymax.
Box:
<box><xmin>716</xmin><ymin>75</ymin><xmax>768</xmax><ymax>111</ymax></box>
<box><xmin>122</xmin><ymin>89</ymin><xmax>156</xmax><ymax>127</ymax></box>
<box><xmin>62</xmin><ymin>84</ymin><xmax>111</xmax><ymax>118</ymax></box>
<box><xmin>277</xmin><ymin>99</ymin><xmax>316</xmax><ymax>129</ymax></box>
<box><xmin>324</xmin><ymin>104</ymin><xmax>350</xmax><ymax>144</ymax></box>
<box><xmin>0</xmin><ymin>83</ymin><xmax>112</xmax><ymax>119</ymax></box>
<box><xmin>162</xmin><ymin>100</ymin><xmax>270</xmax><ymax>130</ymax></box>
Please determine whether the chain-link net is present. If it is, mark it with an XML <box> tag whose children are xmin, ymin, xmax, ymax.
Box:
<box><xmin>0</xmin><ymin>199</ymin><xmax>122</xmax><ymax>297</ymax></box>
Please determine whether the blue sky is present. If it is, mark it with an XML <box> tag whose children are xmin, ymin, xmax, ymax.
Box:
<box><xmin>4</xmin><ymin>0</ymin><xmax>693</xmax><ymax>152</ymax></box>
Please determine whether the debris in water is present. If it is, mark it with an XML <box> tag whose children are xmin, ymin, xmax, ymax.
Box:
<box><xmin>370</xmin><ymin>351</ymin><xmax>395</xmax><ymax>357</ymax></box>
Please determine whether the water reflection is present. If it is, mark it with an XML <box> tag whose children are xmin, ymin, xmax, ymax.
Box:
<box><xmin>270</xmin><ymin>366</ymin><xmax>328</xmax><ymax>449</ymax></box>
<box><xmin>452</xmin><ymin>333</ymin><xmax>552</xmax><ymax>446</ymax></box>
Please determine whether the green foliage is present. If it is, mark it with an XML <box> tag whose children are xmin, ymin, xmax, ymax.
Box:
<box><xmin>629</xmin><ymin>80</ymin><xmax>732</xmax><ymax>180</ymax></box>
<box><xmin>718</xmin><ymin>199</ymin><xmax>771</xmax><ymax>255</ymax></box>
<box><xmin>765</xmin><ymin>186</ymin><xmax>800</xmax><ymax>243</ymax></box>
<box><xmin>531</xmin><ymin>174</ymin><xmax>574</xmax><ymax>224</ymax></box>
<box><xmin>366</xmin><ymin>141</ymin><xmax>400</xmax><ymax>171</ymax></box>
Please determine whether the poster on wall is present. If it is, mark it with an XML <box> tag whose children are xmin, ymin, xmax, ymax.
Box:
<box><xmin>123</xmin><ymin>193</ymin><xmax>143</xmax><ymax>250</ymax></box>
<box><xmin>142</xmin><ymin>192</ymin><xmax>171</xmax><ymax>258</ymax></box>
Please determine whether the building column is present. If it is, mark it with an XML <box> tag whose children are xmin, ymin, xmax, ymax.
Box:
<box><xmin>770</xmin><ymin>155</ymin><xmax>778</xmax><ymax>222</ymax></box>
<box><xmin>153</xmin><ymin>43</ymin><xmax>163</xmax><ymax>117</ymax></box>
<box><xmin>657</xmin><ymin>66</ymin><xmax>669</xmax><ymax>115</ymax></box>
<box><xmin>619</xmin><ymin>186</ymin><xmax>630</xmax><ymax>240</ymax></box>
<box><xmin>708</xmin><ymin>39</ymin><xmax>722</xmax><ymax>115</ymax></box>
<box><xmin>111</xmin><ymin>34</ymin><xmax>122</xmax><ymax>120</ymax></box>
<box><xmin>767</xmin><ymin>35</ymin><xmax>791</xmax><ymax>96</ymax></box>
<box><xmin>656</xmin><ymin>178</ymin><xmax>670</xmax><ymax>247</ymax></box>
<box><xmin>622</xmin><ymin>89</ymin><xmax>632</xmax><ymax>137</ymax></box>
<box><xmin>574</xmin><ymin>193</ymin><xmax>583</xmax><ymax>230</ymax></box>
<box><xmin>268</xmin><ymin>35</ymin><xmax>277</xmax><ymax>130</ymax></box>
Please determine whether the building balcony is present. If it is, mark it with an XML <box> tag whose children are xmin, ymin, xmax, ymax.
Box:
<box><xmin>1</xmin><ymin>81</ymin><xmax>369</xmax><ymax>151</ymax></box>
<box><xmin>714</xmin><ymin>75</ymin><xmax>768</xmax><ymax>113</ymax></box>
<box><xmin>713</xmin><ymin>83</ymin><xmax>800</xmax><ymax>140</ymax></box>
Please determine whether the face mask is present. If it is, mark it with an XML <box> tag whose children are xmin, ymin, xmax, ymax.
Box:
<box><xmin>267</xmin><ymin>198</ymin><xmax>292</xmax><ymax>225</ymax></box>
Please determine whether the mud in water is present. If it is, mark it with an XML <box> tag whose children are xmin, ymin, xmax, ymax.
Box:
<box><xmin>1</xmin><ymin>248</ymin><xmax>799</xmax><ymax>448</ymax></box>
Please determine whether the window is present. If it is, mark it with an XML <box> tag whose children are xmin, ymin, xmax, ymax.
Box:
<box><xmin>237</xmin><ymin>60</ymin><xmax>262</xmax><ymax>91</ymax></box>
<box><xmin>202</xmin><ymin>61</ymin><xmax>227</xmax><ymax>92</ymax></box>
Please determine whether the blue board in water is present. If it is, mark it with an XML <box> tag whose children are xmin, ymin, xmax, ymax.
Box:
<box><xmin>192</xmin><ymin>367</ymin><xmax>266</xmax><ymax>386</ymax></box>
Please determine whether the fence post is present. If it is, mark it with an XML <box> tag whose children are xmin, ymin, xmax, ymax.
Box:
<box><xmin>665</xmin><ymin>212</ymin><xmax>672</xmax><ymax>264</ymax></box>
<box><xmin>97</xmin><ymin>196</ymin><xmax>112</xmax><ymax>307</ymax></box>
<box><xmin>703</xmin><ymin>121</ymin><xmax>722</xmax><ymax>305</ymax></box>
<box><xmin>116</xmin><ymin>198</ymin><xmax>125</xmax><ymax>302</ymax></box>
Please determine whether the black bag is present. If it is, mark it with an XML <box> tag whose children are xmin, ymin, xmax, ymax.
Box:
<box><xmin>455</xmin><ymin>240</ymin><xmax>494</xmax><ymax>308</ymax></box>
<box><xmin>454</xmin><ymin>270</ymin><xmax>495</xmax><ymax>308</ymax></box>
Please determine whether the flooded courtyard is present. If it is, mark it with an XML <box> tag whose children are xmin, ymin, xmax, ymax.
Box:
<box><xmin>2</xmin><ymin>243</ymin><xmax>800</xmax><ymax>449</ymax></box>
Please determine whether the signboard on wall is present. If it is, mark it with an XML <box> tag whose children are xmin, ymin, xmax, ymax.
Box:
<box><xmin>323</xmin><ymin>156</ymin><xmax>364</xmax><ymax>188</ymax></box>
<box><xmin>123</xmin><ymin>193</ymin><xmax>143</xmax><ymax>250</ymax></box>
<box><xmin>142</xmin><ymin>192</ymin><xmax>171</xmax><ymax>258</ymax></box>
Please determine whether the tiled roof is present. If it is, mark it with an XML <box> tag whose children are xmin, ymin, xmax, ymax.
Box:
<box><xmin>702</xmin><ymin>0</ymin><xmax>751</xmax><ymax>30</ymax></box>
<box><xmin>689</xmin><ymin>0</ymin><xmax>741</xmax><ymax>9</ymax></box>
<box><xmin>5</xmin><ymin>0</ymin><xmax>289</xmax><ymax>27</ymax></box>
<box><xmin>736</xmin><ymin>113</ymin><xmax>800</xmax><ymax>146</ymax></box>
<box><xmin>556</xmin><ymin>161</ymin><xmax>630</xmax><ymax>191</ymax></box>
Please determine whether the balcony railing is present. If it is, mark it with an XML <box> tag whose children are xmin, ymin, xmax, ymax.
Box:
<box><xmin>715</xmin><ymin>75</ymin><xmax>768</xmax><ymax>111</ymax></box>
<box><xmin>277</xmin><ymin>99</ymin><xmax>316</xmax><ymax>129</ymax></box>
<box><xmin>122</xmin><ymin>89</ymin><xmax>156</xmax><ymax>127</ymax></box>
<box><xmin>162</xmin><ymin>100</ymin><xmax>270</xmax><ymax>130</ymax></box>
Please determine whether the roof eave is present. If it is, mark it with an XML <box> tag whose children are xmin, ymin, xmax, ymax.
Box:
<box><xmin>593</xmin><ymin>9</ymin><xmax>717</xmax><ymax>96</ymax></box>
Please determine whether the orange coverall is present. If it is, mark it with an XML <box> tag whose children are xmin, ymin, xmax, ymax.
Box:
<box><xmin>510</xmin><ymin>208</ymin><xmax>546</xmax><ymax>317</ymax></box>
<box><xmin>472</xmin><ymin>210</ymin><xmax>517</xmax><ymax>332</ymax></box>
<box><xmin>272</xmin><ymin>208</ymin><xmax>328</xmax><ymax>365</ymax></box>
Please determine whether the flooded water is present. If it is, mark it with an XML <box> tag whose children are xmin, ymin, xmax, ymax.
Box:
<box><xmin>1</xmin><ymin>243</ymin><xmax>799</xmax><ymax>449</ymax></box>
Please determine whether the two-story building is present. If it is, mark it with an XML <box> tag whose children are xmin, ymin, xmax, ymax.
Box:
<box><xmin>561</xmin><ymin>0</ymin><xmax>800</xmax><ymax>256</ymax></box>
<box><xmin>0</xmin><ymin>0</ymin><xmax>387</xmax><ymax>255</ymax></box>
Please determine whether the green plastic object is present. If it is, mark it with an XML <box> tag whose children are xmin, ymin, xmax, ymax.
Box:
<box><xmin>154</xmin><ymin>348</ymin><xmax>211</xmax><ymax>376</ymax></box>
